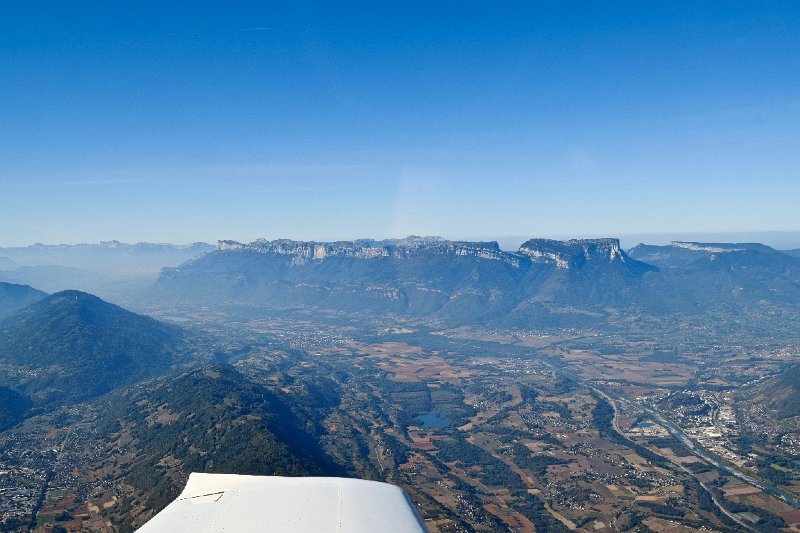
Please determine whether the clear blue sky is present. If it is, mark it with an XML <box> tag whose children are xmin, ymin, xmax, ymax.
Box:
<box><xmin>1</xmin><ymin>1</ymin><xmax>798</xmax><ymax>246</ymax></box>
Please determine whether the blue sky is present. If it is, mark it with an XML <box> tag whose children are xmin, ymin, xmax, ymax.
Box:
<box><xmin>1</xmin><ymin>1</ymin><xmax>798</xmax><ymax>246</ymax></box>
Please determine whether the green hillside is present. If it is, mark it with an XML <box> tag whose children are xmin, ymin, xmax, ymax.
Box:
<box><xmin>0</xmin><ymin>290</ymin><xmax>192</xmax><ymax>404</ymax></box>
<box><xmin>753</xmin><ymin>364</ymin><xmax>800</xmax><ymax>419</ymax></box>
<box><xmin>0</xmin><ymin>385</ymin><xmax>32</xmax><ymax>430</ymax></box>
<box><xmin>0</xmin><ymin>281</ymin><xmax>47</xmax><ymax>318</ymax></box>
<box><xmin>94</xmin><ymin>364</ymin><xmax>338</xmax><ymax>525</ymax></box>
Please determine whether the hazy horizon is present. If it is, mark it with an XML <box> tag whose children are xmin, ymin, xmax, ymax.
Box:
<box><xmin>2</xmin><ymin>230</ymin><xmax>800</xmax><ymax>252</ymax></box>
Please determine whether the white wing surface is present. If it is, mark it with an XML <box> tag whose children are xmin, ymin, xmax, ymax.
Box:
<box><xmin>136</xmin><ymin>473</ymin><xmax>426</xmax><ymax>532</ymax></box>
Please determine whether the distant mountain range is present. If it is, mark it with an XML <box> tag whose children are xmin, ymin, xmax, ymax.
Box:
<box><xmin>154</xmin><ymin>237</ymin><xmax>800</xmax><ymax>330</ymax></box>
<box><xmin>0</xmin><ymin>241</ymin><xmax>214</xmax><ymax>300</ymax></box>
<box><xmin>0</xmin><ymin>241</ymin><xmax>213</xmax><ymax>273</ymax></box>
<box><xmin>0</xmin><ymin>290</ymin><xmax>198</xmax><ymax>410</ymax></box>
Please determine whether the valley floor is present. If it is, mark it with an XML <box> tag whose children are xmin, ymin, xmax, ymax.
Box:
<box><xmin>3</xmin><ymin>308</ymin><xmax>800</xmax><ymax>532</ymax></box>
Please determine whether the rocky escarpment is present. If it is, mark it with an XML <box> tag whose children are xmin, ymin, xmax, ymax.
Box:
<box><xmin>213</xmin><ymin>236</ymin><xmax>651</xmax><ymax>270</ymax></box>
<box><xmin>153</xmin><ymin>235</ymin><xmax>800</xmax><ymax>329</ymax></box>
<box><xmin>518</xmin><ymin>238</ymin><xmax>630</xmax><ymax>269</ymax></box>
<box><xmin>216</xmin><ymin>237</ymin><xmax>523</xmax><ymax>267</ymax></box>
<box><xmin>146</xmin><ymin>233</ymin><xmax>800</xmax><ymax>338</ymax></box>
<box><xmin>155</xmin><ymin>236</ymin><xmax>667</xmax><ymax>324</ymax></box>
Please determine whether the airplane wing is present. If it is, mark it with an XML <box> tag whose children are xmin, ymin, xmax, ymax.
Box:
<box><xmin>136</xmin><ymin>473</ymin><xmax>426</xmax><ymax>532</ymax></box>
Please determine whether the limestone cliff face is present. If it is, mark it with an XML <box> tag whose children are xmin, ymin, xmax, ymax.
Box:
<box><xmin>517</xmin><ymin>238</ymin><xmax>628</xmax><ymax>269</ymax></box>
<box><xmin>214</xmin><ymin>236</ymin><xmax>653</xmax><ymax>271</ymax></box>
<box><xmin>217</xmin><ymin>238</ymin><xmax>386</xmax><ymax>263</ymax></box>
<box><xmin>215</xmin><ymin>237</ymin><xmax>522</xmax><ymax>267</ymax></box>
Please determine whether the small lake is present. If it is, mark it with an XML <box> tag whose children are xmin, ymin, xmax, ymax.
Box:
<box><xmin>417</xmin><ymin>408</ymin><xmax>451</xmax><ymax>429</ymax></box>
<box><xmin>160</xmin><ymin>316</ymin><xmax>191</xmax><ymax>323</ymax></box>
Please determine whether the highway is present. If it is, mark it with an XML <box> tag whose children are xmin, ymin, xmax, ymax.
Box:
<box><xmin>590</xmin><ymin>386</ymin><xmax>755</xmax><ymax>532</ymax></box>
<box><xmin>596</xmin><ymin>384</ymin><xmax>800</xmax><ymax>511</ymax></box>
<box><xmin>526</xmin><ymin>347</ymin><xmax>800</xmax><ymax>529</ymax></box>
